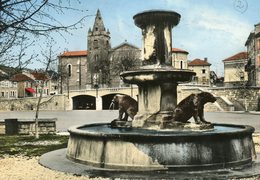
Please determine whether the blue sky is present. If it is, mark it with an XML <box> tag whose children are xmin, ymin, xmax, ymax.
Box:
<box><xmin>32</xmin><ymin>0</ymin><xmax>260</xmax><ymax>76</ymax></box>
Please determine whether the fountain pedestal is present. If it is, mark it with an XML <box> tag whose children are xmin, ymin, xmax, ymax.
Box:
<box><xmin>121</xmin><ymin>69</ymin><xmax>195</xmax><ymax>128</ymax></box>
<box><xmin>120</xmin><ymin>10</ymin><xmax>195</xmax><ymax>129</ymax></box>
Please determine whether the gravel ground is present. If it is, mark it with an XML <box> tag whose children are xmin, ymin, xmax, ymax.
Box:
<box><xmin>1</xmin><ymin>134</ymin><xmax>260</xmax><ymax>180</ymax></box>
<box><xmin>0</xmin><ymin>156</ymin><xmax>108</xmax><ymax>180</ymax></box>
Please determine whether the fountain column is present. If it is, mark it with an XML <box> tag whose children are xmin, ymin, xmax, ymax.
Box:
<box><xmin>120</xmin><ymin>10</ymin><xmax>195</xmax><ymax>129</ymax></box>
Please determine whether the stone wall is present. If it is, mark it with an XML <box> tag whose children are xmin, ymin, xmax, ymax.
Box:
<box><xmin>210</xmin><ymin>87</ymin><xmax>260</xmax><ymax>111</ymax></box>
<box><xmin>1</xmin><ymin>87</ymin><xmax>260</xmax><ymax>112</ymax></box>
<box><xmin>178</xmin><ymin>86</ymin><xmax>260</xmax><ymax>111</ymax></box>
<box><xmin>0</xmin><ymin>95</ymin><xmax>66</xmax><ymax>111</ymax></box>
<box><xmin>2</xmin><ymin>118</ymin><xmax>56</xmax><ymax>135</ymax></box>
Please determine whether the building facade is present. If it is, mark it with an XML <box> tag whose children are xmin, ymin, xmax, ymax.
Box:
<box><xmin>223</xmin><ymin>52</ymin><xmax>248</xmax><ymax>87</ymax></box>
<box><xmin>188</xmin><ymin>58</ymin><xmax>211</xmax><ymax>86</ymax></box>
<box><xmin>0</xmin><ymin>69</ymin><xmax>17</xmax><ymax>98</ymax></box>
<box><xmin>58</xmin><ymin>51</ymin><xmax>88</xmax><ymax>91</ymax></box>
<box><xmin>58</xmin><ymin>10</ymin><xmax>141</xmax><ymax>91</ymax></box>
<box><xmin>172</xmin><ymin>48</ymin><xmax>189</xmax><ymax>69</ymax></box>
<box><xmin>245</xmin><ymin>23</ymin><xmax>260</xmax><ymax>86</ymax></box>
<box><xmin>11</xmin><ymin>71</ymin><xmax>51</xmax><ymax>98</ymax></box>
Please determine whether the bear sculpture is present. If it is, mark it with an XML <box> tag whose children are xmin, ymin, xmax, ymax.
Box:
<box><xmin>173</xmin><ymin>92</ymin><xmax>216</xmax><ymax>124</ymax></box>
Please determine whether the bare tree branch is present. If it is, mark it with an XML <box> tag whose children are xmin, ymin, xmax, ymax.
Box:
<box><xmin>0</xmin><ymin>0</ymin><xmax>88</xmax><ymax>60</ymax></box>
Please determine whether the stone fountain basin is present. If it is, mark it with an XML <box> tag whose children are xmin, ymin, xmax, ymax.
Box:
<box><xmin>120</xmin><ymin>69</ymin><xmax>196</xmax><ymax>84</ymax></box>
<box><xmin>66</xmin><ymin>123</ymin><xmax>255</xmax><ymax>171</ymax></box>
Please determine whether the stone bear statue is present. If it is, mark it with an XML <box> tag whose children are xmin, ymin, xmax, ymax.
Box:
<box><xmin>173</xmin><ymin>92</ymin><xmax>216</xmax><ymax>124</ymax></box>
<box><xmin>110</xmin><ymin>94</ymin><xmax>138</xmax><ymax>121</ymax></box>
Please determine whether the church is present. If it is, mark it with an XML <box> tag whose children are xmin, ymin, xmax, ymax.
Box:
<box><xmin>58</xmin><ymin>10</ymin><xmax>141</xmax><ymax>92</ymax></box>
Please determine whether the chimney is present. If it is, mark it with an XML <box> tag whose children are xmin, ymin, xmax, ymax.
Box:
<box><xmin>204</xmin><ymin>57</ymin><xmax>208</xmax><ymax>62</ymax></box>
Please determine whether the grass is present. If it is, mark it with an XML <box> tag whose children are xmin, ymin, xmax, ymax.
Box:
<box><xmin>0</xmin><ymin>134</ymin><xmax>69</xmax><ymax>157</ymax></box>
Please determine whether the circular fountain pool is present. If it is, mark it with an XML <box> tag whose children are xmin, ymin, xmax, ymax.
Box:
<box><xmin>66</xmin><ymin>123</ymin><xmax>255</xmax><ymax>171</ymax></box>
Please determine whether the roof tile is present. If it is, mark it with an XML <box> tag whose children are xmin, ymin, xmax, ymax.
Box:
<box><xmin>59</xmin><ymin>50</ymin><xmax>88</xmax><ymax>57</ymax></box>
<box><xmin>188</xmin><ymin>59</ymin><xmax>211</xmax><ymax>66</ymax></box>
<box><xmin>223</xmin><ymin>52</ymin><xmax>248</xmax><ymax>62</ymax></box>
<box><xmin>172</xmin><ymin>48</ymin><xmax>189</xmax><ymax>54</ymax></box>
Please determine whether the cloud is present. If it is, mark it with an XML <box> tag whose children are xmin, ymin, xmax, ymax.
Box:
<box><xmin>198</xmin><ymin>9</ymin><xmax>249</xmax><ymax>38</ymax></box>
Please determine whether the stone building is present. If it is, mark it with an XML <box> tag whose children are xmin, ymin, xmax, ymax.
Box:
<box><xmin>58</xmin><ymin>51</ymin><xmax>88</xmax><ymax>91</ymax></box>
<box><xmin>0</xmin><ymin>69</ymin><xmax>17</xmax><ymax>98</ymax></box>
<box><xmin>188</xmin><ymin>58</ymin><xmax>211</xmax><ymax>86</ymax></box>
<box><xmin>87</xmin><ymin>9</ymin><xmax>111</xmax><ymax>88</ymax></box>
<box><xmin>58</xmin><ymin>9</ymin><xmax>141</xmax><ymax>90</ymax></box>
<box><xmin>172</xmin><ymin>48</ymin><xmax>189</xmax><ymax>69</ymax></box>
<box><xmin>109</xmin><ymin>42</ymin><xmax>141</xmax><ymax>87</ymax></box>
<box><xmin>245</xmin><ymin>23</ymin><xmax>260</xmax><ymax>86</ymax></box>
<box><xmin>222</xmin><ymin>52</ymin><xmax>248</xmax><ymax>87</ymax></box>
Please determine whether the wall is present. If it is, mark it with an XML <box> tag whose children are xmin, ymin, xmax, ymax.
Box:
<box><xmin>0</xmin><ymin>86</ymin><xmax>259</xmax><ymax>112</ymax></box>
<box><xmin>172</xmin><ymin>52</ymin><xmax>188</xmax><ymax>69</ymax></box>
<box><xmin>0</xmin><ymin>94</ymin><xmax>66</xmax><ymax>111</ymax></box>
<box><xmin>179</xmin><ymin>86</ymin><xmax>260</xmax><ymax>111</ymax></box>
<box><xmin>2</xmin><ymin>118</ymin><xmax>56</xmax><ymax>135</ymax></box>
<box><xmin>188</xmin><ymin>65</ymin><xmax>211</xmax><ymax>85</ymax></box>
<box><xmin>223</xmin><ymin>60</ymin><xmax>248</xmax><ymax>87</ymax></box>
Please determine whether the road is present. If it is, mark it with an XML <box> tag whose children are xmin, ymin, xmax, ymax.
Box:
<box><xmin>0</xmin><ymin>110</ymin><xmax>260</xmax><ymax>132</ymax></box>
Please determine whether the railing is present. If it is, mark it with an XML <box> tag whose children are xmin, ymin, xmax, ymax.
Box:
<box><xmin>69</xmin><ymin>86</ymin><xmax>138</xmax><ymax>93</ymax></box>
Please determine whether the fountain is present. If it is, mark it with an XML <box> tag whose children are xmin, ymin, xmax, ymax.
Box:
<box><xmin>41</xmin><ymin>10</ymin><xmax>258</xmax><ymax>178</ymax></box>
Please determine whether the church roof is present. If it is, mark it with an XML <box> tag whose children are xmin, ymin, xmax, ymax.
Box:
<box><xmin>188</xmin><ymin>59</ymin><xmax>211</xmax><ymax>66</ymax></box>
<box><xmin>172</xmin><ymin>48</ymin><xmax>189</xmax><ymax>54</ymax></box>
<box><xmin>59</xmin><ymin>50</ymin><xmax>88</xmax><ymax>57</ymax></box>
<box><xmin>222</xmin><ymin>52</ymin><xmax>248</xmax><ymax>62</ymax></box>
<box><xmin>92</xmin><ymin>9</ymin><xmax>106</xmax><ymax>32</ymax></box>
<box><xmin>112</xmin><ymin>42</ymin><xmax>140</xmax><ymax>51</ymax></box>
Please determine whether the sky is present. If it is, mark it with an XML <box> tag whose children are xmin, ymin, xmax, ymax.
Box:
<box><xmin>30</xmin><ymin>0</ymin><xmax>260</xmax><ymax>76</ymax></box>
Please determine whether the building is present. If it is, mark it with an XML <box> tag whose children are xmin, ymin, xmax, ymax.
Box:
<box><xmin>245</xmin><ymin>23</ymin><xmax>260</xmax><ymax>86</ymax></box>
<box><xmin>222</xmin><ymin>52</ymin><xmax>248</xmax><ymax>87</ymax></box>
<box><xmin>188</xmin><ymin>58</ymin><xmax>211</xmax><ymax>86</ymax></box>
<box><xmin>11</xmin><ymin>71</ymin><xmax>51</xmax><ymax>98</ymax></box>
<box><xmin>172</xmin><ymin>48</ymin><xmax>189</xmax><ymax>69</ymax></box>
<box><xmin>58</xmin><ymin>10</ymin><xmax>141</xmax><ymax>91</ymax></box>
<box><xmin>58</xmin><ymin>51</ymin><xmax>88</xmax><ymax>92</ymax></box>
<box><xmin>109</xmin><ymin>42</ymin><xmax>141</xmax><ymax>87</ymax></box>
<box><xmin>0</xmin><ymin>68</ymin><xmax>18</xmax><ymax>98</ymax></box>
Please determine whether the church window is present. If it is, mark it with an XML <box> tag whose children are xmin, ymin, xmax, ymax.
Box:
<box><xmin>202</xmin><ymin>69</ymin><xmax>206</xmax><ymax>74</ymax></box>
<box><xmin>67</xmin><ymin>64</ymin><xmax>72</xmax><ymax>77</ymax></box>
<box><xmin>95</xmin><ymin>27</ymin><xmax>98</xmax><ymax>31</ymax></box>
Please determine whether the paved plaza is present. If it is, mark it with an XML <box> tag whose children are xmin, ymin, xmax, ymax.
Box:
<box><xmin>0</xmin><ymin>110</ymin><xmax>260</xmax><ymax>132</ymax></box>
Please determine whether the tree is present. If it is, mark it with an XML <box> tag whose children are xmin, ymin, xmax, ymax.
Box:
<box><xmin>88</xmin><ymin>50</ymin><xmax>110</xmax><ymax>88</ymax></box>
<box><xmin>34</xmin><ymin>41</ymin><xmax>58</xmax><ymax>138</ymax></box>
<box><xmin>110</xmin><ymin>49</ymin><xmax>141</xmax><ymax>87</ymax></box>
<box><xmin>0</xmin><ymin>0</ymin><xmax>87</xmax><ymax>64</ymax></box>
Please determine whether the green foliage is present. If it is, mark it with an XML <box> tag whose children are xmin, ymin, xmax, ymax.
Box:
<box><xmin>0</xmin><ymin>134</ymin><xmax>68</xmax><ymax>157</ymax></box>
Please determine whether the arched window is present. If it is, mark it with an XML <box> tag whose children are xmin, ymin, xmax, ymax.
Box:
<box><xmin>180</xmin><ymin>61</ymin><xmax>183</xmax><ymax>69</ymax></box>
<box><xmin>67</xmin><ymin>64</ymin><xmax>72</xmax><ymax>77</ymax></box>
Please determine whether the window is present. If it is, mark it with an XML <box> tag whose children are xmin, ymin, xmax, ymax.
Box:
<box><xmin>180</xmin><ymin>61</ymin><xmax>183</xmax><ymax>69</ymax></box>
<box><xmin>202</xmin><ymin>69</ymin><xmax>206</xmax><ymax>74</ymax></box>
<box><xmin>258</xmin><ymin>39</ymin><xmax>260</xmax><ymax>50</ymax></box>
<box><xmin>239</xmin><ymin>72</ymin><xmax>244</xmax><ymax>81</ymax></box>
<box><xmin>258</xmin><ymin>56</ymin><xmax>260</xmax><ymax>67</ymax></box>
<box><xmin>67</xmin><ymin>64</ymin><xmax>72</xmax><ymax>77</ymax></box>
